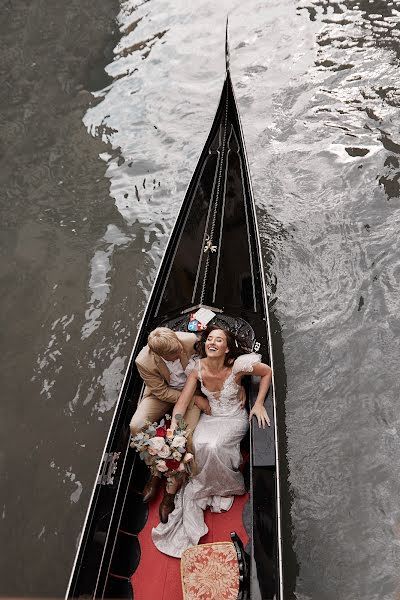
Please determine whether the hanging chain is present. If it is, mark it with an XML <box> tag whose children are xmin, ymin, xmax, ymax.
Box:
<box><xmin>200</xmin><ymin>91</ymin><xmax>229</xmax><ymax>304</ymax></box>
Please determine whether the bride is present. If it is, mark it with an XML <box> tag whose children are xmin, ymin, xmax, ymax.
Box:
<box><xmin>152</xmin><ymin>324</ymin><xmax>272</xmax><ymax>557</ymax></box>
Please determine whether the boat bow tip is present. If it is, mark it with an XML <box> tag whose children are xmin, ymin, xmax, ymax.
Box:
<box><xmin>225</xmin><ymin>16</ymin><xmax>230</xmax><ymax>73</ymax></box>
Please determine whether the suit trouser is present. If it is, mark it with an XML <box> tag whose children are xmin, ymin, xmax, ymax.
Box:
<box><xmin>129</xmin><ymin>393</ymin><xmax>200</xmax><ymax>436</ymax></box>
<box><xmin>130</xmin><ymin>392</ymin><xmax>201</xmax><ymax>484</ymax></box>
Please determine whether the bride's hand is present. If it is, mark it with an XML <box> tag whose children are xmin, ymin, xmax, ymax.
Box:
<box><xmin>249</xmin><ymin>404</ymin><xmax>270</xmax><ymax>429</ymax></box>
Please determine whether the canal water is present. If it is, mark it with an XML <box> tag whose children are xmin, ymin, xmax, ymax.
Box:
<box><xmin>1</xmin><ymin>0</ymin><xmax>399</xmax><ymax>598</ymax></box>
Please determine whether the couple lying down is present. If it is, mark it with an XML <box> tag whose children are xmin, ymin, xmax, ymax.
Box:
<box><xmin>130</xmin><ymin>324</ymin><xmax>272</xmax><ymax>558</ymax></box>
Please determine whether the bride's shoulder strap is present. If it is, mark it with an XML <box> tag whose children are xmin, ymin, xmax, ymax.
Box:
<box><xmin>232</xmin><ymin>353</ymin><xmax>262</xmax><ymax>375</ymax></box>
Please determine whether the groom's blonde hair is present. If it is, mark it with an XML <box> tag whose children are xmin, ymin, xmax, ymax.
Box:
<box><xmin>148</xmin><ymin>327</ymin><xmax>182</xmax><ymax>356</ymax></box>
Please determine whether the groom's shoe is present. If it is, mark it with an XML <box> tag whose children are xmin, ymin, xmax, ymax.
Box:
<box><xmin>159</xmin><ymin>492</ymin><xmax>176</xmax><ymax>524</ymax></box>
<box><xmin>142</xmin><ymin>475</ymin><xmax>161</xmax><ymax>503</ymax></box>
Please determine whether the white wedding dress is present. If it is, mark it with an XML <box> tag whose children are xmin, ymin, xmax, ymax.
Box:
<box><xmin>152</xmin><ymin>353</ymin><xmax>261</xmax><ymax>558</ymax></box>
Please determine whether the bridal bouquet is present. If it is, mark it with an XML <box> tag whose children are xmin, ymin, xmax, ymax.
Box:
<box><xmin>130</xmin><ymin>414</ymin><xmax>194</xmax><ymax>479</ymax></box>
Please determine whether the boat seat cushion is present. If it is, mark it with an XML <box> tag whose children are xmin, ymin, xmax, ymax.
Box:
<box><xmin>181</xmin><ymin>541</ymin><xmax>239</xmax><ymax>600</ymax></box>
<box><xmin>161</xmin><ymin>312</ymin><xmax>256</xmax><ymax>350</ymax></box>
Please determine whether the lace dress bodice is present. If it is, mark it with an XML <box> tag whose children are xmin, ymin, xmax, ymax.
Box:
<box><xmin>186</xmin><ymin>353</ymin><xmax>261</xmax><ymax>417</ymax></box>
<box><xmin>199</xmin><ymin>370</ymin><xmax>241</xmax><ymax>416</ymax></box>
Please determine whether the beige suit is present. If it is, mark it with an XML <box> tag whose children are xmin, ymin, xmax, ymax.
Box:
<box><xmin>130</xmin><ymin>331</ymin><xmax>200</xmax><ymax>435</ymax></box>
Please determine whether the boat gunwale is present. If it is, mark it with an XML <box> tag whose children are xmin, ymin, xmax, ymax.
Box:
<box><xmin>226</xmin><ymin>67</ymin><xmax>284</xmax><ymax>598</ymax></box>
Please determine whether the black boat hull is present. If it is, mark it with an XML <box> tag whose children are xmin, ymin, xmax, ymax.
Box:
<box><xmin>66</xmin><ymin>62</ymin><xmax>283</xmax><ymax>600</ymax></box>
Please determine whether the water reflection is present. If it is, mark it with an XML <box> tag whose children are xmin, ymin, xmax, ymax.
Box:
<box><xmin>296</xmin><ymin>0</ymin><xmax>400</xmax><ymax>205</ymax></box>
<box><xmin>81</xmin><ymin>224</ymin><xmax>131</xmax><ymax>339</ymax></box>
<box><xmin>2</xmin><ymin>0</ymin><xmax>400</xmax><ymax>596</ymax></box>
<box><xmin>268</xmin><ymin>1</ymin><xmax>400</xmax><ymax>598</ymax></box>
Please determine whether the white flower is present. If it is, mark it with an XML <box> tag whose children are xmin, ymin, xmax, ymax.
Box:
<box><xmin>158</xmin><ymin>445</ymin><xmax>171</xmax><ymax>459</ymax></box>
<box><xmin>156</xmin><ymin>460</ymin><xmax>168</xmax><ymax>473</ymax></box>
<box><xmin>172</xmin><ymin>450</ymin><xmax>182</xmax><ymax>461</ymax></box>
<box><xmin>147</xmin><ymin>436</ymin><xmax>165</xmax><ymax>451</ymax></box>
<box><xmin>183</xmin><ymin>452</ymin><xmax>194</xmax><ymax>463</ymax></box>
<box><xmin>170</xmin><ymin>435</ymin><xmax>186</xmax><ymax>448</ymax></box>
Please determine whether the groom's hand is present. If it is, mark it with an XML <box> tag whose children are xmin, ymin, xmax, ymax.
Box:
<box><xmin>239</xmin><ymin>386</ymin><xmax>246</xmax><ymax>408</ymax></box>
<box><xmin>193</xmin><ymin>395</ymin><xmax>211</xmax><ymax>415</ymax></box>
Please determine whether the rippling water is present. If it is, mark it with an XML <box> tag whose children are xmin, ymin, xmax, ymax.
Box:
<box><xmin>1</xmin><ymin>0</ymin><xmax>400</xmax><ymax>597</ymax></box>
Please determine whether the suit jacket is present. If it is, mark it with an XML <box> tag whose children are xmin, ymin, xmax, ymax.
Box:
<box><xmin>135</xmin><ymin>331</ymin><xmax>198</xmax><ymax>404</ymax></box>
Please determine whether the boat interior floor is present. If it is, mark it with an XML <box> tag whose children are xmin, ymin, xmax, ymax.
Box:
<box><xmin>131</xmin><ymin>487</ymin><xmax>250</xmax><ymax>600</ymax></box>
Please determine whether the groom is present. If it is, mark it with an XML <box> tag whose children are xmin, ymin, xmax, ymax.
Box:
<box><xmin>130</xmin><ymin>327</ymin><xmax>207</xmax><ymax>522</ymax></box>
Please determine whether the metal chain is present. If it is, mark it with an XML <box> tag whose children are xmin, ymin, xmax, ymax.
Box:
<box><xmin>200</xmin><ymin>91</ymin><xmax>229</xmax><ymax>304</ymax></box>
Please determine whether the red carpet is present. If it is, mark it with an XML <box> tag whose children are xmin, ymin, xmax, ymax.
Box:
<box><xmin>131</xmin><ymin>490</ymin><xmax>249</xmax><ymax>600</ymax></box>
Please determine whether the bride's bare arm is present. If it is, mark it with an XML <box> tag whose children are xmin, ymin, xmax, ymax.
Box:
<box><xmin>171</xmin><ymin>371</ymin><xmax>198</xmax><ymax>430</ymax></box>
<box><xmin>247</xmin><ymin>363</ymin><xmax>272</xmax><ymax>429</ymax></box>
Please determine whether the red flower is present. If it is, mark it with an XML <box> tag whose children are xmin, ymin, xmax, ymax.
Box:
<box><xmin>155</xmin><ymin>426</ymin><xmax>167</xmax><ymax>437</ymax></box>
<box><xmin>165</xmin><ymin>458</ymin><xmax>181</xmax><ymax>471</ymax></box>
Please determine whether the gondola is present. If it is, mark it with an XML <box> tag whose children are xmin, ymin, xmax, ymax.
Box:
<box><xmin>66</xmin><ymin>27</ymin><xmax>283</xmax><ymax>600</ymax></box>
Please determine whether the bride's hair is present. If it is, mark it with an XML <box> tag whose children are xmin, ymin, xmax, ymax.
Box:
<box><xmin>194</xmin><ymin>325</ymin><xmax>251</xmax><ymax>366</ymax></box>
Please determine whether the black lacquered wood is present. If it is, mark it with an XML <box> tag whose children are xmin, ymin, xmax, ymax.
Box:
<box><xmin>65</xmin><ymin>51</ymin><xmax>282</xmax><ymax>600</ymax></box>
